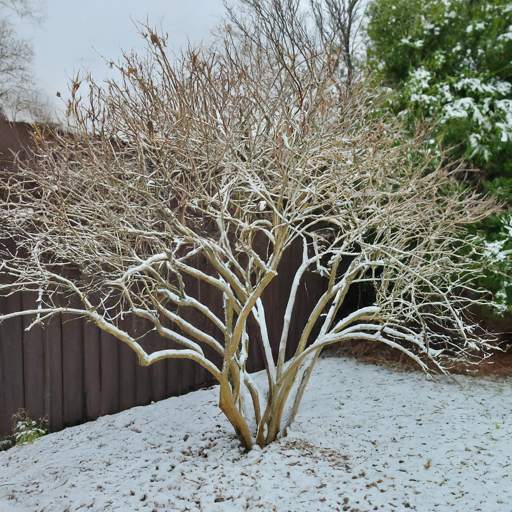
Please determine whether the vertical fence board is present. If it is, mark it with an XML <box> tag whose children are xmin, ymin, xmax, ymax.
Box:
<box><xmin>0</xmin><ymin>293</ymin><xmax>25</xmax><ymax>436</ymax></box>
<box><xmin>62</xmin><ymin>315</ymin><xmax>84</xmax><ymax>427</ymax></box>
<box><xmin>150</xmin><ymin>333</ymin><xmax>167</xmax><ymax>403</ymax></box>
<box><xmin>262</xmin><ymin>241</ymin><xmax>297</xmax><ymax>361</ymax></box>
<box><xmin>0</xmin><ymin>294</ymin><xmax>6</xmax><ymax>435</ymax></box>
<box><xmin>166</xmin><ymin>357</ymin><xmax>182</xmax><ymax>397</ymax></box>
<box><xmin>119</xmin><ymin>317</ymin><xmax>137</xmax><ymax>411</ymax></box>
<box><xmin>192</xmin><ymin>278</ymin><xmax>209</xmax><ymax>389</ymax></box>
<box><xmin>44</xmin><ymin>312</ymin><xmax>63</xmax><ymax>432</ymax></box>
<box><xmin>100</xmin><ymin>330</ymin><xmax>120</xmax><ymax>416</ymax></box>
<box><xmin>84</xmin><ymin>320</ymin><xmax>101</xmax><ymax>422</ymax></box>
<box><xmin>134</xmin><ymin>316</ymin><xmax>152</xmax><ymax>407</ymax></box>
<box><xmin>21</xmin><ymin>292</ymin><xmax>45</xmax><ymax>421</ymax></box>
<box><xmin>287</xmin><ymin>272</ymin><xmax>326</xmax><ymax>360</ymax></box>
<box><xmin>181</xmin><ymin>359</ymin><xmax>199</xmax><ymax>394</ymax></box>
<box><xmin>135</xmin><ymin>362</ymin><xmax>152</xmax><ymax>407</ymax></box>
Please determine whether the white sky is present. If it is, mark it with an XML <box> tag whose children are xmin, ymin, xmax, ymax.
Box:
<box><xmin>16</xmin><ymin>0</ymin><xmax>226</xmax><ymax>118</ymax></box>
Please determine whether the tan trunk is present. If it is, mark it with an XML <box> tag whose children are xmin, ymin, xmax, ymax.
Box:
<box><xmin>219</xmin><ymin>379</ymin><xmax>253</xmax><ymax>451</ymax></box>
<box><xmin>265</xmin><ymin>372</ymin><xmax>297</xmax><ymax>444</ymax></box>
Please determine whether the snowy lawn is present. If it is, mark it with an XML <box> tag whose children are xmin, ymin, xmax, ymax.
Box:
<box><xmin>0</xmin><ymin>356</ymin><xmax>511</xmax><ymax>512</ymax></box>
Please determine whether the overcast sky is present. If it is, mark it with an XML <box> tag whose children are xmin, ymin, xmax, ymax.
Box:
<box><xmin>16</xmin><ymin>0</ymin><xmax>226</xmax><ymax>118</ymax></box>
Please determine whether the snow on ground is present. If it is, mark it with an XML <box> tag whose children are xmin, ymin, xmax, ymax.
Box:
<box><xmin>0</xmin><ymin>356</ymin><xmax>511</xmax><ymax>512</ymax></box>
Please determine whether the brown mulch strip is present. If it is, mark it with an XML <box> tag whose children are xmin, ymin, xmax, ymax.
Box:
<box><xmin>325</xmin><ymin>340</ymin><xmax>512</xmax><ymax>378</ymax></box>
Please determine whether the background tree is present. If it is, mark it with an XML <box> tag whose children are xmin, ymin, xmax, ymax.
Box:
<box><xmin>366</xmin><ymin>0</ymin><xmax>512</xmax><ymax>310</ymax></box>
<box><xmin>0</xmin><ymin>0</ymin><xmax>48</xmax><ymax>121</ymax></box>
<box><xmin>309</xmin><ymin>0</ymin><xmax>365</xmax><ymax>84</ymax></box>
<box><xmin>0</xmin><ymin>24</ymin><xmax>498</xmax><ymax>450</ymax></box>
<box><xmin>224</xmin><ymin>0</ymin><xmax>365</xmax><ymax>88</ymax></box>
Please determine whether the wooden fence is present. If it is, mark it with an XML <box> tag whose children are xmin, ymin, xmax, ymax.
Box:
<box><xmin>0</xmin><ymin>243</ymin><xmax>328</xmax><ymax>437</ymax></box>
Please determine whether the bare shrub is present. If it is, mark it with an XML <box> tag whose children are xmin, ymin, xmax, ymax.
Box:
<box><xmin>0</xmin><ymin>24</ymin><xmax>499</xmax><ymax>449</ymax></box>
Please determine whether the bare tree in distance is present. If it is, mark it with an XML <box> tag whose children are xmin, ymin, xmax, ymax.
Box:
<box><xmin>224</xmin><ymin>0</ymin><xmax>366</xmax><ymax>86</ymax></box>
<box><xmin>0</xmin><ymin>0</ymin><xmax>45</xmax><ymax>22</ymax></box>
<box><xmin>0</xmin><ymin>24</ymin><xmax>499</xmax><ymax>450</ymax></box>
<box><xmin>0</xmin><ymin>0</ymin><xmax>49</xmax><ymax>121</ymax></box>
<box><xmin>309</xmin><ymin>0</ymin><xmax>365</xmax><ymax>83</ymax></box>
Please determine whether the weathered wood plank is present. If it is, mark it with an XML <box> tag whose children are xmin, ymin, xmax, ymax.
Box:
<box><xmin>0</xmin><ymin>293</ymin><xmax>7</xmax><ymax>435</ymax></box>
<box><xmin>44</xmin><ymin>310</ymin><xmax>63</xmax><ymax>432</ymax></box>
<box><xmin>119</xmin><ymin>316</ymin><xmax>136</xmax><ymax>411</ymax></box>
<box><xmin>62</xmin><ymin>314</ymin><xmax>84</xmax><ymax>427</ymax></box>
<box><xmin>84</xmin><ymin>320</ymin><xmax>101</xmax><ymax>422</ymax></box>
<box><xmin>0</xmin><ymin>294</ymin><xmax>25</xmax><ymax>437</ymax></box>
<box><xmin>100</xmin><ymin>330</ymin><xmax>120</xmax><ymax>416</ymax></box>
<box><xmin>21</xmin><ymin>291</ymin><xmax>45</xmax><ymax>421</ymax></box>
